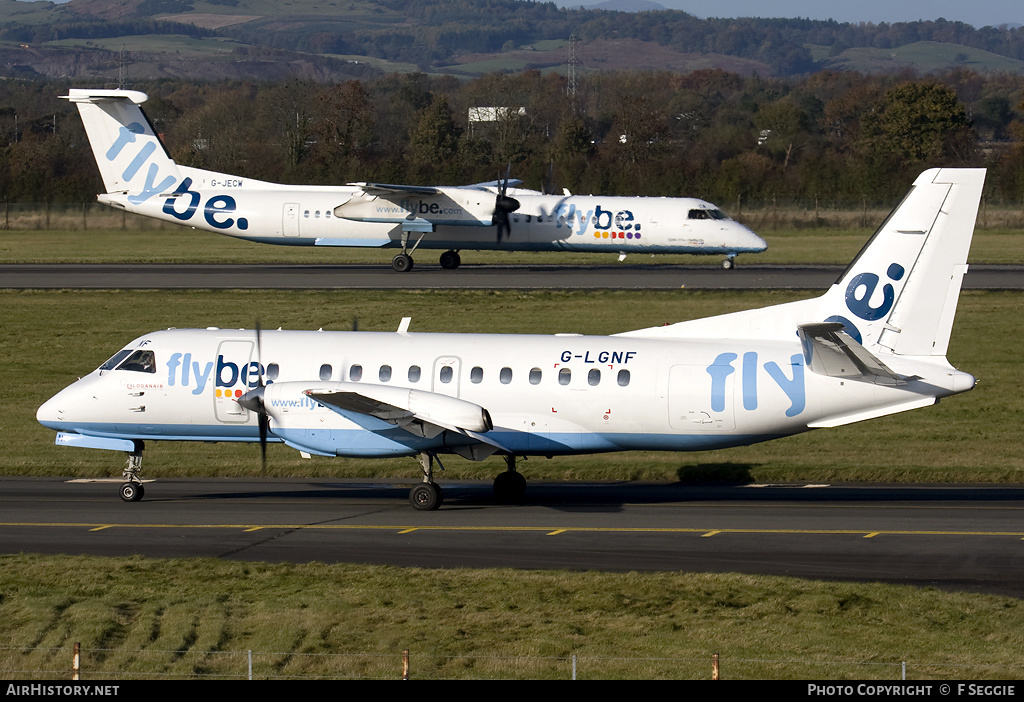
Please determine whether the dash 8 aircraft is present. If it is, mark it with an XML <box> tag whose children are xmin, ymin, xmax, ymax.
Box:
<box><xmin>38</xmin><ymin>168</ymin><xmax>983</xmax><ymax>509</ymax></box>
<box><xmin>63</xmin><ymin>88</ymin><xmax>766</xmax><ymax>272</ymax></box>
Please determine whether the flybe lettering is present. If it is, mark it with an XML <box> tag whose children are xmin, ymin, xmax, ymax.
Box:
<box><xmin>706</xmin><ymin>352</ymin><xmax>805</xmax><ymax>417</ymax></box>
<box><xmin>554</xmin><ymin>204</ymin><xmax>642</xmax><ymax>240</ymax></box>
<box><xmin>161</xmin><ymin>179</ymin><xmax>249</xmax><ymax>231</ymax></box>
<box><xmin>166</xmin><ymin>353</ymin><xmax>268</xmax><ymax>395</ymax></box>
<box><xmin>102</xmin><ymin>124</ymin><xmax>249</xmax><ymax>229</ymax></box>
<box><xmin>829</xmin><ymin>262</ymin><xmax>906</xmax><ymax>344</ymax></box>
<box><xmin>559</xmin><ymin>350</ymin><xmax>637</xmax><ymax>364</ymax></box>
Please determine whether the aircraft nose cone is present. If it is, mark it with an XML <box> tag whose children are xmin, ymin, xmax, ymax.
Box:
<box><xmin>37</xmin><ymin>393</ymin><xmax>65</xmax><ymax>429</ymax></box>
<box><xmin>749</xmin><ymin>230</ymin><xmax>768</xmax><ymax>252</ymax></box>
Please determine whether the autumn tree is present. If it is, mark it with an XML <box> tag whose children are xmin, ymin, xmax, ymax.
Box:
<box><xmin>408</xmin><ymin>94</ymin><xmax>463</xmax><ymax>182</ymax></box>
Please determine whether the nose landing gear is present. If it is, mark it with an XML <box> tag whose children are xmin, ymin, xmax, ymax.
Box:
<box><xmin>119</xmin><ymin>445</ymin><xmax>145</xmax><ymax>502</ymax></box>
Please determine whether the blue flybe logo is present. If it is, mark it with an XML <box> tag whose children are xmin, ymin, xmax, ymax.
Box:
<box><xmin>165</xmin><ymin>354</ymin><xmax>268</xmax><ymax>396</ymax></box>
<box><xmin>826</xmin><ymin>262</ymin><xmax>906</xmax><ymax>344</ymax></box>
<box><xmin>705</xmin><ymin>352</ymin><xmax>805</xmax><ymax>418</ymax></box>
<box><xmin>106</xmin><ymin>124</ymin><xmax>249</xmax><ymax>230</ymax></box>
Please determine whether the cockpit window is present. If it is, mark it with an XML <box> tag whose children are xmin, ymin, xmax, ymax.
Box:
<box><xmin>688</xmin><ymin>208</ymin><xmax>728</xmax><ymax>220</ymax></box>
<box><xmin>99</xmin><ymin>349</ymin><xmax>132</xmax><ymax>371</ymax></box>
<box><xmin>117</xmin><ymin>350</ymin><xmax>156</xmax><ymax>374</ymax></box>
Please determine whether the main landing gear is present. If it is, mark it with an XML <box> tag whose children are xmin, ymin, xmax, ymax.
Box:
<box><xmin>439</xmin><ymin>250</ymin><xmax>461</xmax><ymax>269</ymax></box>
<box><xmin>493</xmin><ymin>454</ymin><xmax>527</xmax><ymax>504</ymax></box>
<box><xmin>391</xmin><ymin>250</ymin><xmax>462</xmax><ymax>272</ymax></box>
<box><xmin>722</xmin><ymin>255</ymin><xmax>736</xmax><ymax>270</ymax></box>
<box><xmin>119</xmin><ymin>445</ymin><xmax>145</xmax><ymax>502</ymax></box>
<box><xmin>410</xmin><ymin>452</ymin><xmax>444</xmax><ymax>510</ymax></box>
<box><xmin>408</xmin><ymin>453</ymin><xmax>528</xmax><ymax>511</ymax></box>
<box><xmin>391</xmin><ymin>253</ymin><xmax>414</xmax><ymax>272</ymax></box>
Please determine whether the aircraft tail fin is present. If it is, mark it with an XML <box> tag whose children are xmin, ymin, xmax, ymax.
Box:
<box><xmin>819</xmin><ymin>168</ymin><xmax>985</xmax><ymax>357</ymax></box>
<box><xmin>619</xmin><ymin>168</ymin><xmax>985</xmax><ymax>359</ymax></box>
<box><xmin>62</xmin><ymin>89</ymin><xmax>181</xmax><ymax>199</ymax></box>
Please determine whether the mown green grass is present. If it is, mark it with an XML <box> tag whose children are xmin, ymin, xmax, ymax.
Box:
<box><xmin>3</xmin><ymin>553</ymin><xmax>1023</xmax><ymax>680</ymax></box>
<box><xmin>2</xmin><ymin>221</ymin><xmax>1023</xmax><ymax>265</ymax></box>
<box><xmin>5</xmin><ymin>288</ymin><xmax>1020</xmax><ymax>483</ymax></box>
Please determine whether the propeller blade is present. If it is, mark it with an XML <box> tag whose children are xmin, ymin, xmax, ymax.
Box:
<box><xmin>251</xmin><ymin>322</ymin><xmax>268</xmax><ymax>473</ymax></box>
<box><xmin>492</xmin><ymin>166</ymin><xmax>520</xmax><ymax>243</ymax></box>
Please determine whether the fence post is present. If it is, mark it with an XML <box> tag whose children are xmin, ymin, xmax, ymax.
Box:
<box><xmin>72</xmin><ymin>642</ymin><xmax>81</xmax><ymax>680</ymax></box>
<box><xmin>248</xmin><ymin>650</ymin><xmax>252</xmax><ymax>680</ymax></box>
<box><xmin>712</xmin><ymin>652</ymin><xmax>719</xmax><ymax>680</ymax></box>
<box><xmin>402</xmin><ymin>649</ymin><xmax>410</xmax><ymax>680</ymax></box>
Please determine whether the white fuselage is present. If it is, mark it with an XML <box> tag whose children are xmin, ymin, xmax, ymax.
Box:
<box><xmin>102</xmin><ymin>165</ymin><xmax>766</xmax><ymax>256</ymax></box>
<box><xmin>36</xmin><ymin>326</ymin><xmax>969</xmax><ymax>460</ymax></box>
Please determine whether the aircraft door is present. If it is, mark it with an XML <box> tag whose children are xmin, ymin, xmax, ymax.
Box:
<box><xmin>432</xmin><ymin>356</ymin><xmax>462</xmax><ymax>398</ymax></box>
<box><xmin>283</xmin><ymin>203</ymin><xmax>300</xmax><ymax>237</ymax></box>
<box><xmin>667</xmin><ymin>363</ymin><xmax>736</xmax><ymax>431</ymax></box>
<box><xmin>214</xmin><ymin>340</ymin><xmax>255</xmax><ymax>423</ymax></box>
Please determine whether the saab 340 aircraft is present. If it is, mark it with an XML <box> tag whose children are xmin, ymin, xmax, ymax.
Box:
<box><xmin>38</xmin><ymin>168</ymin><xmax>983</xmax><ymax>510</ymax></box>
<box><xmin>63</xmin><ymin>88</ymin><xmax>766</xmax><ymax>272</ymax></box>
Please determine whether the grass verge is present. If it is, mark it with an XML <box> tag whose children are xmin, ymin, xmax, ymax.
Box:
<box><xmin>2</xmin><ymin>553</ymin><xmax>1023</xmax><ymax>680</ymax></box>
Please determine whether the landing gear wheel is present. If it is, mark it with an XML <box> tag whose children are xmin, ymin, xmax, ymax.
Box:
<box><xmin>392</xmin><ymin>253</ymin><xmax>414</xmax><ymax>272</ymax></box>
<box><xmin>119</xmin><ymin>481</ymin><xmax>144</xmax><ymax>502</ymax></box>
<box><xmin>493</xmin><ymin>470</ymin><xmax>527</xmax><ymax>504</ymax></box>
<box><xmin>410</xmin><ymin>483</ymin><xmax>443</xmax><ymax>511</ymax></box>
<box><xmin>439</xmin><ymin>250</ymin><xmax>461</xmax><ymax>270</ymax></box>
<box><xmin>722</xmin><ymin>257</ymin><xmax>735</xmax><ymax>270</ymax></box>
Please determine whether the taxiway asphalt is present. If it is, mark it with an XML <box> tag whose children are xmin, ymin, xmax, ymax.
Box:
<box><xmin>3</xmin><ymin>477</ymin><xmax>1023</xmax><ymax>597</ymax></box>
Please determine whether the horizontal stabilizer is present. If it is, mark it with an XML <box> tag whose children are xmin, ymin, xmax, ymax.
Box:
<box><xmin>62</xmin><ymin>89</ymin><xmax>149</xmax><ymax>105</ymax></box>
<box><xmin>305</xmin><ymin>382</ymin><xmax>493</xmax><ymax>439</ymax></box>
<box><xmin>798</xmin><ymin>323</ymin><xmax>909</xmax><ymax>386</ymax></box>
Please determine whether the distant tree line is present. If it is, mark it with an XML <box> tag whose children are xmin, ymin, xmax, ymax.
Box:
<box><xmin>1</xmin><ymin>68</ymin><xmax>1023</xmax><ymax>206</ymax></box>
<box><xmin>4</xmin><ymin>1</ymin><xmax>1024</xmax><ymax>76</ymax></box>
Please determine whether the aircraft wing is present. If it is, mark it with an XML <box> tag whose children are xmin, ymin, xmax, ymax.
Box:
<box><xmin>797</xmin><ymin>323</ymin><xmax>908</xmax><ymax>386</ymax></box>
<box><xmin>304</xmin><ymin>382</ymin><xmax>494</xmax><ymax>439</ymax></box>
<box><xmin>345</xmin><ymin>180</ymin><xmax>522</xmax><ymax>196</ymax></box>
<box><xmin>346</xmin><ymin>182</ymin><xmax>444</xmax><ymax>197</ymax></box>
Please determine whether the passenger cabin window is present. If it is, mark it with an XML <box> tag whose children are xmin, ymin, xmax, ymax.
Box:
<box><xmin>408</xmin><ymin>365</ymin><xmax>421</xmax><ymax>383</ymax></box>
<box><xmin>588</xmin><ymin>368</ymin><xmax>601</xmax><ymax>386</ymax></box>
<box><xmin>529</xmin><ymin>368</ymin><xmax>542</xmax><ymax>385</ymax></box>
<box><xmin>499</xmin><ymin>367</ymin><xmax>513</xmax><ymax>385</ymax></box>
<box><xmin>470</xmin><ymin>366</ymin><xmax>483</xmax><ymax>384</ymax></box>
<box><xmin>319</xmin><ymin>364</ymin><xmax>332</xmax><ymax>381</ymax></box>
<box><xmin>558</xmin><ymin>368</ymin><xmax>571</xmax><ymax>386</ymax></box>
<box><xmin>118</xmin><ymin>350</ymin><xmax>156</xmax><ymax>374</ymax></box>
<box><xmin>439</xmin><ymin>366</ymin><xmax>453</xmax><ymax>383</ymax></box>
<box><xmin>349</xmin><ymin>365</ymin><xmax>362</xmax><ymax>381</ymax></box>
<box><xmin>617</xmin><ymin>369</ymin><xmax>630</xmax><ymax>386</ymax></box>
<box><xmin>379</xmin><ymin>365</ymin><xmax>392</xmax><ymax>382</ymax></box>
<box><xmin>267</xmin><ymin>363</ymin><xmax>280</xmax><ymax>381</ymax></box>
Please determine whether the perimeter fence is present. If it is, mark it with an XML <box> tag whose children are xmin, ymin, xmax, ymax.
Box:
<box><xmin>2</xmin><ymin>198</ymin><xmax>1024</xmax><ymax>232</ymax></box>
<box><xmin>2</xmin><ymin>645</ymin><xmax>1023</xmax><ymax>680</ymax></box>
